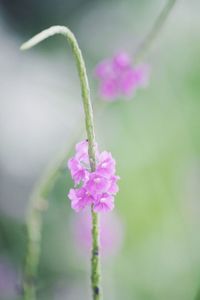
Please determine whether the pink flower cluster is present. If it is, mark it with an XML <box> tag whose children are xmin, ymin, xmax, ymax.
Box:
<box><xmin>95</xmin><ymin>52</ymin><xmax>149</xmax><ymax>101</ymax></box>
<box><xmin>68</xmin><ymin>140</ymin><xmax>119</xmax><ymax>213</ymax></box>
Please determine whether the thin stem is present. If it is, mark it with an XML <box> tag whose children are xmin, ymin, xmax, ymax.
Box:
<box><xmin>23</xmin><ymin>193</ymin><xmax>46</xmax><ymax>300</ymax></box>
<box><xmin>21</xmin><ymin>26</ymin><xmax>101</xmax><ymax>300</ymax></box>
<box><xmin>134</xmin><ymin>0</ymin><xmax>176</xmax><ymax>63</ymax></box>
<box><xmin>91</xmin><ymin>206</ymin><xmax>100</xmax><ymax>299</ymax></box>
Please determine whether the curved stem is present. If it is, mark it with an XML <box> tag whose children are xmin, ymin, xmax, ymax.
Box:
<box><xmin>21</xmin><ymin>26</ymin><xmax>101</xmax><ymax>300</ymax></box>
<box><xmin>21</xmin><ymin>26</ymin><xmax>96</xmax><ymax>170</ymax></box>
<box><xmin>134</xmin><ymin>0</ymin><xmax>176</xmax><ymax>63</ymax></box>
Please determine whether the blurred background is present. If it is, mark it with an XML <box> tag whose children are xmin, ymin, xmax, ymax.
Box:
<box><xmin>0</xmin><ymin>0</ymin><xmax>200</xmax><ymax>299</ymax></box>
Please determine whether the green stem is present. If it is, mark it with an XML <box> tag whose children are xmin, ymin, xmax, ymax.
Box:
<box><xmin>91</xmin><ymin>206</ymin><xmax>101</xmax><ymax>299</ymax></box>
<box><xmin>134</xmin><ymin>0</ymin><xmax>176</xmax><ymax>63</ymax></box>
<box><xmin>22</xmin><ymin>135</ymin><xmax>81</xmax><ymax>300</ymax></box>
<box><xmin>21</xmin><ymin>26</ymin><xmax>101</xmax><ymax>300</ymax></box>
<box><xmin>23</xmin><ymin>194</ymin><xmax>46</xmax><ymax>300</ymax></box>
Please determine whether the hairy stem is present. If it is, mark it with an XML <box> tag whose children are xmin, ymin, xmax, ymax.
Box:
<box><xmin>21</xmin><ymin>26</ymin><xmax>101</xmax><ymax>300</ymax></box>
<box><xmin>134</xmin><ymin>0</ymin><xmax>176</xmax><ymax>63</ymax></box>
<box><xmin>91</xmin><ymin>206</ymin><xmax>100</xmax><ymax>299</ymax></box>
<box><xmin>23</xmin><ymin>190</ymin><xmax>47</xmax><ymax>300</ymax></box>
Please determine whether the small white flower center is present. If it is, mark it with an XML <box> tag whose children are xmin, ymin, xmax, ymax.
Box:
<box><xmin>94</xmin><ymin>178</ymin><xmax>101</xmax><ymax>183</ymax></box>
<box><xmin>100</xmin><ymin>197</ymin><xmax>106</xmax><ymax>203</ymax></box>
<box><xmin>101</xmin><ymin>162</ymin><xmax>107</xmax><ymax>168</ymax></box>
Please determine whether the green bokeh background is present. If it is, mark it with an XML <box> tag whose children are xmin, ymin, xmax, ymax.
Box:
<box><xmin>0</xmin><ymin>1</ymin><xmax>199</xmax><ymax>299</ymax></box>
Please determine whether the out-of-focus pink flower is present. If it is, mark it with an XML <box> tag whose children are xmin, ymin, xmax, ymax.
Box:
<box><xmin>67</xmin><ymin>140</ymin><xmax>119</xmax><ymax>212</ymax></box>
<box><xmin>95</xmin><ymin>52</ymin><xmax>150</xmax><ymax>101</ymax></box>
<box><xmin>0</xmin><ymin>257</ymin><xmax>19</xmax><ymax>298</ymax></box>
<box><xmin>72</xmin><ymin>209</ymin><xmax>124</xmax><ymax>258</ymax></box>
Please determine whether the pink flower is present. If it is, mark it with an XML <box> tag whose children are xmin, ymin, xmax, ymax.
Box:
<box><xmin>113</xmin><ymin>52</ymin><xmax>131</xmax><ymax>71</ymax></box>
<box><xmin>96</xmin><ymin>151</ymin><xmax>116</xmax><ymax>178</ymax></box>
<box><xmin>95</xmin><ymin>52</ymin><xmax>150</xmax><ymax>101</ymax></box>
<box><xmin>67</xmin><ymin>140</ymin><xmax>119</xmax><ymax>212</ymax></box>
<box><xmin>86</xmin><ymin>173</ymin><xmax>110</xmax><ymax>196</ymax></box>
<box><xmin>107</xmin><ymin>175</ymin><xmax>120</xmax><ymax>195</ymax></box>
<box><xmin>68</xmin><ymin>188</ymin><xmax>94</xmax><ymax>212</ymax></box>
<box><xmin>100</xmin><ymin>78</ymin><xmax>119</xmax><ymax>100</ymax></box>
<box><xmin>68</xmin><ymin>158</ymin><xmax>88</xmax><ymax>185</ymax></box>
<box><xmin>75</xmin><ymin>140</ymin><xmax>89</xmax><ymax>162</ymax></box>
<box><xmin>93</xmin><ymin>193</ymin><xmax>114</xmax><ymax>212</ymax></box>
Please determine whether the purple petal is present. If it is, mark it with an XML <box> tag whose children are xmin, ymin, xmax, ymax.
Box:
<box><xmin>112</xmin><ymin>52</ymin><xmax>131</xmax><ymax>71</ymax></box>
<box><xmin>97</xmin><ymin>151</ymin><xmax>116</xmax><ymax>177</ymax></box>
<box><xmin>86</xmin><ymin>173</ymin><xmax>110</xmax><ymax>196</ymax></box>
<box><xmin>120</xmin><ymin>68</ymin><xmax>137</xmax><ymax>95</ymax></box>
<box><xmin>93</xmin><ymin>193</ymin><xmax>114</xmax><ymax>212</ymax></box>
<box><xmin>108</xmin><ymin>175</ymin><xmax>120</xmax><ymax>195</ymax></box>
<box><xmin>95</xmin><ymin>59</ymin><xmax>114</xmax><ymax>79</ymax></box>
<box><xmin>99</xmin><ymin>78</ymin><xmax>119</xmax><ymax>100</ymax></box>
